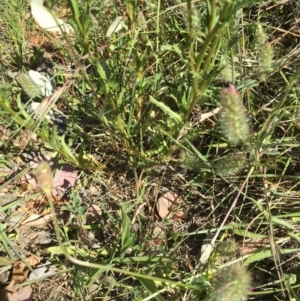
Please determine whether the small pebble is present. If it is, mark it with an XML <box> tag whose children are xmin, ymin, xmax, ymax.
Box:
<box><xmin>39</xmin><ymin>237</ymin><xmax>52</xmax><ymax>245</ymax></box>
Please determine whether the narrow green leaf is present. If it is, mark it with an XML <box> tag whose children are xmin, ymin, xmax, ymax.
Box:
<box><xmin>185</xmin><ymin>139</ymin><xmax>208</xmax><ymax>162</ymax></box>
<box><xmin>271</xmin><ymin>216</ymin><xmax>294</xmax><ymax>230</ymax></box>
<box><xmin>85</xmin><ymin>267</ymin><xmax>105</xmax><ymax>288</ymax></box>
<box><xmin>226</xmin><ymin>0</ymin><xmax>264</xmax><ymax>19</ymax></box>
<box><xmin>160</xmin><ymin>44</ymin><xmax>182</xmax><ymax>57</ymax></box>
<box><xmin>139</xmin><ymin>278</ymin><xmax>166</xmax><ymax>301</ymax></box>
<box><xmin>150</xmin><ymin>96</ymin><xmax>182</xmax><ymax>123</ymax></box>
<box><xmin>0</xmin><ymin>227</ymin><xmax>33</xmax><ymax>271</ymax></box>
<box><xmin>120</xmin><ymin>237</ymin><xmax>134</xmax><ymax>254</ymax></box>
<box><xmin>59</xmin><ymin>135</ymin><xmax>77</xmax><ymax>162</ymax></box>
<box><xmin>121</xmin><ymin>203</ymin><xmax>131</xmax><ymax>254</ymax></box>
<box><xmin>234</xmin><ymin>229</ymin><xmax>267</xmax><ymax>239</ymax></box>
<box><xmin>244</xmin><ymin>248</ymin><xmax>300</xmax><ymax>266</ymax></box>
<box><xmin>95</xmin><ymin>60</ymin><xmax>109</xmax><ymax>81</ymax></box>
<box><xmin>0</xmin><ymin>199</ymin><xmax>21</xmax><ymax>213</ymax></box>
<box><xmin>16</xmin><ymin>94</ymin><xmax>31</xmax><ymax>121</ymax></box>
<box><xmin>67</xmin><ymin>0</ymin><xmax>80</xmax><ymax>18</ymax></box>
<box><xmin>50</xmin><ymin>126</ymin><xmax>60</xmax><ymax>150</ymax></box>
<box><xmin>289</xmin><ymin>233</ymin><xmax>300</xmax><ymax>242</ymax></box>
<box><xmin>0</xmin><ymin>166</ymin><xmax>31</xmax><ymax>192</ymax></box>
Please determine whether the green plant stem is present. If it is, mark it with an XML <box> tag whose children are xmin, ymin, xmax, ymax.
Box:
<box><xmin>207</xmin><ymin>0</ymin><xmax>216</xmax><ymax>33</ymax></box>
<box><xmin>185</xmin><ymin>14</ymin><xmax>228</xmax><ymax>120</ymax></box>
<box><xmin>184</xmin><ymin>1</ymin><xmax>235</xmax><ymax>120</ymax></box>
<box><xmin>66</xmin><ymin>0</ymin><xmax>84</xmax><ymax>39</ymax></box>
<box><xmin>186</xmin><ymin>0</ymin><xmax>196</xmax><ymax>117</ymax></box>
<box><xmin>154</xmin><ymin>0</ymin><xmax>161</xmax><ymax>91</ymax></box>
<box><xmin>186</xmin><ymin>0</ymin><xmax>194</xmax><ymax>39</ymax></box>
<box><xmin>219</xmin><ymin>1</ymin><xmax>232</xmax><ymax>22</ymax></box>
<box><xmin>194</xmin><ymin>21</ymin><xmax>223</xmax><ymax>75</ymax></box>
<box><xmin>203</xmin><ymin>32</ymin><xmax>222</xmax><ymax>74</ymax></box>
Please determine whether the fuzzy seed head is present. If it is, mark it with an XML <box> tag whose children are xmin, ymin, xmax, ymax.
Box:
<box><xmin>32</xmin><ymin>162</ymin><xmax>53</xmax><ymax>194</ymax></box>
<box><xmin>16</xmin><ymin>73</ymin><xmax>41</xmax><ymax>98</ymax></box>
<box><xmin>217</xmin><ymin>240</ymin><xmax>237</xmax><ymax>257</ymax></box>
<box><xmin>137</xmin><ymin>11</ymin><xmax>147</xmax><ymax>29</ymax></box>
<box><xmin>209</xmin><ymin>264</ymin><xmax>251</xmax><ymax>301</ymax></box>
<box><xmin>258</xmin><ymin>43</ymin><xmax>274</xmax><ymax>74</ymax></box>
<box><xmin>174</xmin><ymin>0</ymin><xmax>202</xmax><ymax>36</ymax></box>
<box><xmin>219</xmin><ymin>64</ymin><xmax>235</xmax><ymax>82</ymax></box>
<box><xmin>218</xmin><ymin>85</ymin><xmax>250</xmax><ymax>145</ymax></box>
<box><xmin>255</xmin><ymin>24</ymin><xmax>267</xmax><ymax>46</ymax></box>
<box><xmin>213</xmin><ymin>152</ymin><xmax>247</xmax><ymax>176</ymax></box>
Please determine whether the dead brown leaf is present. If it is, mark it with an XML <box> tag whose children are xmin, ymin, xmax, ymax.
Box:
<box><xmin>18</xmin><ymin>197</ymin><xmax>48</xmax><ymax>216</ymax></box>
<box><xmin>156</xmin><ymin>191</ymin><xmax>185</xmax><ymax>220</ymax></box>
<box><xmin>5</xmin><ymin>286</ymin><xmax>33</xmax><ymax>301</ymax></box>
<box><xmin>2</xmin><ymin>256</ymin><xmax>40</xmax><ymax>301</ymax></box>
<box><xmin>11</xmin><ymin>256</ymin><xmax>40</xmax><ymax>283</ymax></box>
<box><xmin>147</xmin><ymin>238</ymin><xmax>163</xmax><ymax>248</ymax></box>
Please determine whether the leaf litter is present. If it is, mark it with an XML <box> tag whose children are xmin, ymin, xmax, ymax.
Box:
<box><xmin>2</xmin><ymin>255</ymin><xmax>40</xmax><ymax>301</ymax></box>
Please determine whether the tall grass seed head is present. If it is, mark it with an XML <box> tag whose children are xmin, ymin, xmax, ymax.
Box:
<box><xmin>218</xmin><ymin>85</ymin><xmax>250</xmax><ymax>145</ymax></box>
<box><xmin>209</xmin><ymin>264</ymin><xmax>251</xmax><ymax>301</ymax></box>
